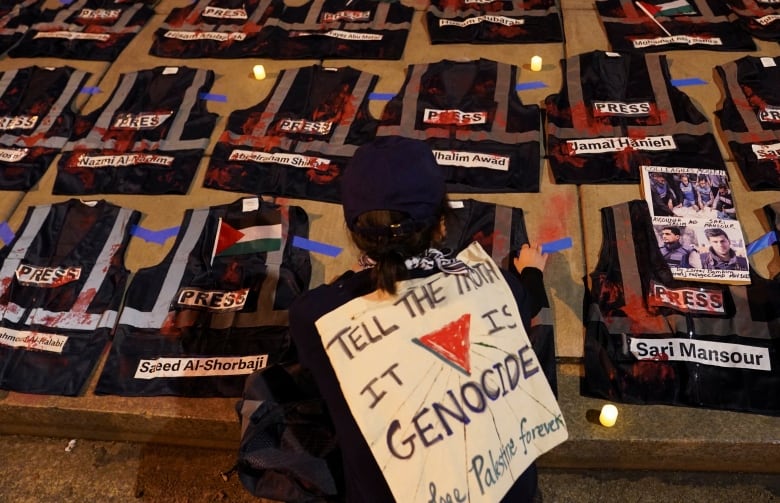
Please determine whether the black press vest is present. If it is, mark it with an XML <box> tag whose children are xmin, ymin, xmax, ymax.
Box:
<box><xmin>715</xmin><ymin>56</ymin><xmax>780</xmax><ymax>190</ymax></box>
<box><xmin>0</xmin><ymin>199</ymin><xmax>140</xmax><ymax>395</ymax></box>
<box><xmin>54</xmin><ymin>66</ymin><xmax>218</xmax><ymax>195</ymax></box>
<box><xmin>377</xmin><ymin>59</ymin><xmax>542</xmax><ymax>193</ymax></box>
<box><xmin>205</xmin><ymin>65</ymin><xmax>379</xmax><ymax>203</ymax></box>
<box><xmin>545</xmin><ymin>51</ymin><xmax>725</xmax><ymax>184</ymax></box>
<box><xmin>0</xmin><ymin>66</ymin><xmax>91</xmax><ymax>191</ymax></box>
<box><xmin>584</xmin><ymin>199</ymin><xmax>779</xmax><ymax>415</ymax></box>
<box><xmin>95</xmin><ymin>197</ymin><xmax>312</xmax><ymax>397</ymax></box>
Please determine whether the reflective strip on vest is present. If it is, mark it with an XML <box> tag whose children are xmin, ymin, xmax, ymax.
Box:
<box><xmin>377</xmin><ymin>61</ymin><xmax>539</xmax><ymax>144</ymax></box>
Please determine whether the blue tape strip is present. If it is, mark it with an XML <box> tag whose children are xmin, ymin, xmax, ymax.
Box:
<box><xmin>671</xmin><ymin>77</ymin><xmax>707</xmax><ymax>87</ymax></box>
<box><xmin>747</xmin><ymin>231</ymin><xmax>777</xmax><ymax>256</ymax></box>
<box><xmin>369</xmin><ymin>92</ymin><xmax>396</xmax><ymax>101</ymax></box>
<box><xmin>80</xmin><ymin>86</ymin><xmax>101</xmax><ymax>95</ymax></box>
<box><xmin>0</xmin><ymin>222</ymin><xmax>14</xmax><ymax>246</ymax></box>
<box><xmin>540</xmin><ymin>237</ymin><xmax>573</xmax><ymax>254</ymax></box>
<box><xmin>515</xmin><ymin>81</ymin><xmax>548</xmax><ymax>91</ymax></box>
<box><xmin>130</xmin><ymin>225</ymin><xmax>180</xmax><ymax>245</ymax></box>
<box><xmin>198</xmin><ymin>92</ymin><xmax>227</xmax><ymax>102</ymax></box>
<box><xmin>292</xmin><ymin>235</ymin><xmax>342</xmax><ymax>256</ymax></box>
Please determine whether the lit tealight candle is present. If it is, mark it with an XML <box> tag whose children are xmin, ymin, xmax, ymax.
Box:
<box><xmin>530</xmin><ymin>55</ymin><xmax>543</xmax><ymax>72</ymax></box>
<box><xmin>252</xmin><ymin>64</ymin><xmax>266</xmax><ymax>80</ymax></box>
<box><xmin>599</xmin><ymin>404</ymin><xmax>619</xmax><ymax>427</ymax></box>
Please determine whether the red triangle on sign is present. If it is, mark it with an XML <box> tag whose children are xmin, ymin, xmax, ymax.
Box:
<box><xmin>416</xmin><ymin>313</ymin><xmax>471</xmax><ymax>375</ymax></box>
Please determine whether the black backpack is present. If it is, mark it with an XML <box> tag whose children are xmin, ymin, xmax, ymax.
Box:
<box><xmin>231</xmin><ymin>363</ymin><xmax>342</xmax><ymax>502</ymax></box>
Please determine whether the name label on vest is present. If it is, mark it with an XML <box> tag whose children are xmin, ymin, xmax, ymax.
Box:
<box><xmin>647</xmin><ymin>281</ymin><xmax>725</xmax><ymax>313</ymax></box>
<box><xmin>77</xmin><ymin>8</ymin><xmax>121</xmax><ymax>21</ymax></box>
<box><xmin>592</xmin><ymin>101</ymin><xmax>652</xmax><ymax>117</ymax></box>
<box><xmin>0</xmin><ymin>115</ymin><xmax>38</xmax><ymax>130</ymax></box>
<box><xmin>76</xmin><ymin>153</ymin><xmax>175</xmax><ymax>168</ymax></box>
<box><xmin>758</xmin><ymin>105</ymin><xmax>780</xmax><ymax>122</ymax></box>
<box><xmin>321</xmin><ymin>10</ymin><xmax>371</xmax><ymax>22</ymax></box>
<box><xmin>439</xmin><ymin>15</ymin><xmax>525</xmax><ymax>27</ymax></box>
<box><xmin>290</xmin><ymin>29</ymin><xmax>383</xmax><ymax>41</ymax></box>
<box><xmin>277</xmin><ymin>118</ymin><xmax>333</xmax><ymax>136</ymax></box>
<box><xmin>632</xmin><ymin>35</ymin><xmax>723</xmax><ymax>48</ymax></box>
<box><xmin>566</xmin><ymin>135</ymin><xmax>676</xmax><ymax>154</ymax></box>
<box><xmin>112</xmin><ymin>112</ymin><xmax>173</xmax><ymax>130</ymax></box>
<box><xmin>33</xmin><ymin>31</ymin><xmax>111</xmax><ymax>41</ymax></box>
<box><xmin>229</xmin><ymin>148</ymin><xmax>332</xmax><ymax>170</ymax></box>
<box><xmin>756</xmin><ymin>14</ymin><xmax>780</xmax><ymax>25</ymax></box>
<box><xmin>15</xmin><ymin>265</ymin><xmax>81</xmax><ymax>287</ymax></box>
<box><xmin>0</xmin><ymin>327</ymin><xmax>67</xmax><ymax>353</ymax></box>
<box><xmin>0</xmin><ymin>147</ymin><xmax>29</xmax><ymax>162</ymax></box>
<box><xmin>424</xmin><ymin>108</ymin><xmax>487</xmax><ymax>126</ymax></box>
<box><xmin>433</xmin><ymin>149</ymin><xmax>510</xmax><ymax>171</ymax></box>
<box><xmin>164</xmin><ymin>30</ymin><xmax>247</xmax><ymax>41</ymax></box>
<box><xmin>175</xmin><ymin>287</ymin><xmax>249</xmax><ymax>312</ymax></box>
<box><xmin>627</xmin><ymin>336</ymin><xmax>771</xmax><ymax>371</ymax></box>
<box><xmin>751</xmin><ymin>142</ymin><xmax>780</xmax><ymax>160</ymax></box>
<box><xmin>134</xmin><ymin>355</ymin><xmax>269</xmax><ymax>379</ymax></box>
<box><xmin>203</xmin><ymin>6</ymin><xmax>248</xmax><ymax>19</ymax></box>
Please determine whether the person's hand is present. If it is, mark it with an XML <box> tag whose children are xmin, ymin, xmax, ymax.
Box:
<box><xmin>514</xmin><ymin>242</ymin><xmax>549</xmax><ymax>273</ymax></box>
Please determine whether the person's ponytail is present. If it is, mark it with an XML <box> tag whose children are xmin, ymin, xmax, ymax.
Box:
<box><xmin>349</xmin><ymin>199</ymin><xmax>449</xmax><ymax>295</ymax></box>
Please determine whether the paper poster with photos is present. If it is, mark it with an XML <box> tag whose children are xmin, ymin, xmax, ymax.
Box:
<box><xmin>640</xmin><ymin>165</ymin><xmax>750</xmax><ymax>285</ymax></box>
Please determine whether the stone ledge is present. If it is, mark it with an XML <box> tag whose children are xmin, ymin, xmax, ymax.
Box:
<box><xmin>1</xmin><ymin>365</ymin><xmax>778</xmax><ymax>473</ymax></box>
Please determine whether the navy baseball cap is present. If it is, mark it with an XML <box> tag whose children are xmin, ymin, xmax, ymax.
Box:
<box><xmin>342</xmin><ymin>136</ymin><xmax>446</xmax><ymax>232</ymax></box>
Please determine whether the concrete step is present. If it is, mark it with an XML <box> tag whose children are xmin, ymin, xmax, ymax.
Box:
<box><xmin>1</xmin><ymin>364</ymin><xmax>778</xmax><ymax>474</ymax></box>
<box><xmin>1</xmin><ymin>434</ymin><xmax>778</xmax><ymax>503</ymax></box>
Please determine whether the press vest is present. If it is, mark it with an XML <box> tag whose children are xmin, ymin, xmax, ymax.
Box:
<box><xmin>55</xmin><ymin>66</ymin><xmax>218</xmax><ymax>195</ymax></box>
<box><xmin>0</xmin><ymin>0</ymin><xmax>43</xmax><ymax>55</ymax></box>
<box><xmin>377</xmin><ymin>59</ymin><xmax>542</xmax><ymax>193</ymax></box>
<box><xmin>545</xmin><ymin>51</ymin><xmax>725</xmax><ymax>184</ymax></box>
<box><xmin>95</xmin><ymin>197</ymin><xmax>312</xmax><ymax>397</ymax></box>
<box><xmin>265</xmin><ymin>0</ymin><xmax>413</xmax><ymax>59</ymax></box>
<box><xmin>715</xmin><ymin>56</ymin><xmax>780</xmax><ymax>190</ymax></box>
<box><xmin>0</xmin><ymin>199</ymin><xmax>140</xmax><ymax>395</ymax></box>
<box><xmin>584</xmin><ymin>200</ymin><xmax>779</xmax><ymax>415</ymax></box>
<box><xmin>596</xmin><ymin>0</ymin><xmax>756</xmax><ymax>52</ymax></box>
<box><xmin>149</xmin><ymin>0</ymin><xmax>282</xmax><ymax>59</ymax></box>
<box><xmin>445</xmin><ymin>198</ymin><xmax>557</xmax><ymax>392</ymax></box>
<box><xmin>425</xmin><ymin>0</ymin><xmax>563</xmax><ymax>44</ymax></box>
<box><xmin>725</xmin><ymin>0</ymin><xmax>780</xmax><ymax>41</ymax></box>
<box><xmin>8</xmin><ymin>0</ymin><xmax>155</xmax><ymax>61</ymax></box>
<box><xmin>205</xmin><ymin>65</ymin><xmax>378</xmax><ymax>203</ymax></box>
<box><xmin>0</xmin><ymin>66</ymin><xmax>91</xmax><ymax>191</ymax></box>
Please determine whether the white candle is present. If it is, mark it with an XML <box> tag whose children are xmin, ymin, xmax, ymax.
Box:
<box><xmin>530</xmin><ymin>55</ymin><xmax>543</xmax><ymax>72</ymax></box>
<box><xmin>252</xmin><ymin>64</ymin><xmax>266</xmax><ymax>80</ymax></box>
<box><xmin>599</xmin><ymin>404</ymin><xmax>619</xmax><ymax>427</ymax></box>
